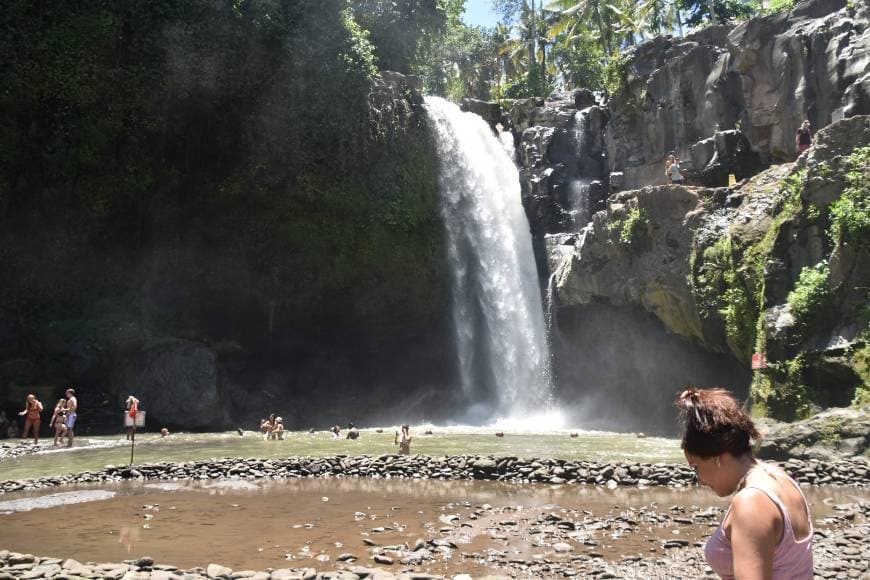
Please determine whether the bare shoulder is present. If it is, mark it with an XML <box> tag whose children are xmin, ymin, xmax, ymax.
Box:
<box><xmin>731</xmin><ymin>487</ymin><xmax>782</xmax><ymax>534</ymax></box>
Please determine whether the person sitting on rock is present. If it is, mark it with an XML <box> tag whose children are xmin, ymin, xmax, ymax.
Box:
<box><xmin>667</xmin><ymin>156</ymin><xmax>685</xmax><ymax>184</ymax></box>
<box><xmin>795</xmin><ymin>120</ymin><xmax>812</xmax><ymax>154</ymax></box>
<box><xmin>395</xmin><ymin>424</ymin><xmax>412</xmax><ymax>455</ymax></box>
<box><xmin>345</xmin><ymin>422</ymin><xmax>359</xmax><ymax>440</ymax></box>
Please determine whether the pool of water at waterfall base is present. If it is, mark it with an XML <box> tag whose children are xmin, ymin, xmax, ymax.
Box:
<box><xmin>0</xmin><ymin>478</ymin><xmax>865</xmax><ymax>576</ymax></box>
<box><xmin>0</xmin><ymin>428</ymin><xmax>684</xmax><ymax>481</ymax></box>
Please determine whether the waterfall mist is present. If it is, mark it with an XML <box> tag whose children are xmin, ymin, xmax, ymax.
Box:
<box><xmin>424</xmin><ymin>97</ymin><xmax>555</xmax><ymax>425</ymax></box>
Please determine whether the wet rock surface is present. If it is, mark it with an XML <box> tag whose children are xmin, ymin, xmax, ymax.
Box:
<box><xmin>0</xmin><ymin>441</ymin><xmax>45</xmax><ymax>462</ymax></box>
<box><xmin>0</xmin><ymin>498</ymin><xmax>867</xmax><ymax>579</ymax></box>
<box><xmin>758</xmin><ymin>406</ymin><xmax>870</xmax><ymax>461</ymax></box>
<box><xmin>2</xmin><ymin>455</ymin><xmax>868</xmax><ymax>494</ymax></box>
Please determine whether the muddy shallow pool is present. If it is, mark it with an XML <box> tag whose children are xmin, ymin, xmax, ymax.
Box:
<box><xmin>0</xmin><ymin>477</ymin><xmax>866</xmax><ymax>576</ymax></box>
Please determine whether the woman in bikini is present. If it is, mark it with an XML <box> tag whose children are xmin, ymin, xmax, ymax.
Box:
<box><xmin>53</xmin><ymin>410</ymin><xmax>69</xmax><ymax>446</ymax></box>
<box><xmin>19</xmin><ymin>394</ymin><xmax>43</xmax><ymax>444</ymax></box>
<box><xmin>677</xmin><ymin>388</ymin><xmax>813</xmax><ymax>579</ymax></box>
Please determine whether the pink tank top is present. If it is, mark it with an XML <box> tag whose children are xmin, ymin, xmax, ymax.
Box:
<box><xmin>705</xmin><ymin>477</ymin><xmax>813</xmax><ymax>579</ymax></box>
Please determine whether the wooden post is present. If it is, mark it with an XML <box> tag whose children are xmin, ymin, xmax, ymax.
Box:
<box><xmin>130</xmin><ymin>425</ymin><xmax>136</xmax><ymax>465</ymax></box>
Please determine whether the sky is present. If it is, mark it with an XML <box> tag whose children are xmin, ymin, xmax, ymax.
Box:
<box><xmin>463</xmin><ymin>0</ymin><xmax>500</xmax><ymax>27</ymax></box>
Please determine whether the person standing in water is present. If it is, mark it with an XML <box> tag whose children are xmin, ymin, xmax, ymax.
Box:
<box><xmin>676</xmin><ymin>387</ymin><xmax>813</xmax><ymax>579</ymax></box>
<box><xmin>65</xmin><ymin>388</ymin><xmax>78</xmax><ymax>447</ymax></box>
<box><xmin>49</xmin><ymin>398</ymin><xmax>67</xmax><ymax>446</ymax></box>
<box><xmin>19</xmin><ymin>394</ymin><xmax>43</xmax><ymax>444</ymax></box>
<box><xmin>394</xmin><ymin>424</ymin><xmax>412</xmax><ymax>455</ymax></box>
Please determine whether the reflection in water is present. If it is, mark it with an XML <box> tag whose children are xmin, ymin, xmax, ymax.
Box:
<box><xmin>117</xmin><ymin>525</ymin><xmax>140</xmax><ymax>554</ymax></box>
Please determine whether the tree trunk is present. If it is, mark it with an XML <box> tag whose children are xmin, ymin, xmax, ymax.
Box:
<box><xmin>529</xmin><ymin>1</ymin><xmax>537</xmax><ymax>95</ymax></box>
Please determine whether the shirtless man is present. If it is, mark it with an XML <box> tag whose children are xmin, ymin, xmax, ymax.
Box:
<box><xmin>65</xmin><ymin>388</ymin><xmax>78</xmax><ymax>447</ymax></box>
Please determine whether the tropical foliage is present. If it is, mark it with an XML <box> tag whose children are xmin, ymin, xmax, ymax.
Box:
<box><xmin>403</xmin><ymin>0</ymin><xmax>795</xmax><ymax>101</ymax></box>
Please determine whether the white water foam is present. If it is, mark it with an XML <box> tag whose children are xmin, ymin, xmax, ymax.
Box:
<box><xmin>425</xmin><ymin>97</ymin><xmax>553</xmax><ymax>422</ymax></box>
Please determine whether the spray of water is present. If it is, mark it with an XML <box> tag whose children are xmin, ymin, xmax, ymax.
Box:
<box><xmin>425</xmin><ymin>97</ymin><xmax>553</xmax><ymax>424</ymax></box>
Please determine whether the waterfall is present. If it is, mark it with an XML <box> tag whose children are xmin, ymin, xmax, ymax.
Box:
<box><xmin>567</xmin><ymin>108</ymin><xmax>593</xmax><ymax>230</ymax></box>
<box><xmin>425</xmin><ymin>97</ymin><xmax>553</xmax><ymax>422</ymax></box>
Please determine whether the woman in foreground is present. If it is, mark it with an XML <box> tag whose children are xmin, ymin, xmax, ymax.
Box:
<box><xmin>676</xmin><ymin>388</ymin><xmax>813</xmax><ymax>579</ymax></box>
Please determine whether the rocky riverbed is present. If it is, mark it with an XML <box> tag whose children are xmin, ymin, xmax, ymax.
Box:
<box><xmin>1</xmin><ymin>454</ymin><xmax>868</xmax><ymax>578</ymax></box>
<box><xmin>2</xmin><ymin>454</ymin><xmax>869</xmax><ymax>494</ymax></box>
<box><xmin>0</xmin><ymin>441</ymin><xmax>47</xmax><ymax>462</ymax></box>
<box><xmin>0</xmin><ymin>500</ymin><xmax>867</xmax><ymax>579</ymax></box>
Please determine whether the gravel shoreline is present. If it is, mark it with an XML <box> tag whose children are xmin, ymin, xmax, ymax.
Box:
<box><xmin>0</xmin><ymin>516</ymin><xmax>867</xmax><ymax>579</ymax></box>
<box><xmin>2</xmin><ymin>454</ymin><xmax>868</xmax><ymax>579</ymax></box>
<box><xmin>2</xmin><ymin>454</ymin><xmax>869</xmax><ymax>494</ymax></box>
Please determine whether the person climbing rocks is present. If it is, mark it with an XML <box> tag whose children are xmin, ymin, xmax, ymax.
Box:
<box><xmin>795</xmin><ymin>120</ymin><xmax>813</xmax><ymax>154</ymax></box>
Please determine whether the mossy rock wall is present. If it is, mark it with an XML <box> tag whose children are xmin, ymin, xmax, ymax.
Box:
<box><xmin>689</xmin><ymin>116</ymin><xmax>870</xmax><ymax>420</ymax></box>
<box><xmin>0</xmin><ymin>1</ymin><xmax>452</xmax><ymax>428</ymax></box>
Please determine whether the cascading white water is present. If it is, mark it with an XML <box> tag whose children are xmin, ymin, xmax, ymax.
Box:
<box><xmin>425</xmin><ymin>97</ymin><xmax>553</xmax><ymax>422</ymax></box>
<box><xmin>567</xmin><ymin>108</ymin><xmax>594</xmax><ymax>230</ymax></box>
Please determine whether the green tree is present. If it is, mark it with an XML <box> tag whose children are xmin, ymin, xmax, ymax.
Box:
<box><xmin>412</xmin><ymin>2</ymin><xmax>502</xmax><ymax>100</ymax></box>
<box><xmin>676</xmin><ymin>0</ymin><xmax>755</xmax><ymax>27</ymax></box>
<box><xmin>351</xmin><ymin>0</ymin><xmax>449</xmax><ymax>72</ymax></box>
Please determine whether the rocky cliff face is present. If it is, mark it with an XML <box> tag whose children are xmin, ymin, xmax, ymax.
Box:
<box><xmin>0</xmin><ymin>0</ymin><xmax>454</xmax><ymax>438</ymax></box>
<box><xmin>609</xmin><ymin>0</ymin><xmax>869</xmax><ymax>189</ymax></box>
<box><xmin>491</xmin><ymin>0</ymin><xmax>870</xmax><ymax>430</ymax></box>
<box><xmin>554</xmin><ymin>115</ymin><xmax>869</xmax><ymax>421</ymax></box>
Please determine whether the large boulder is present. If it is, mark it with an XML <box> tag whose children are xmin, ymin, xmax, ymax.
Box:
<box><xmin>113</xmin><ymin>341</ymin><xmax>231</xmax><ymax>429</ymax></box>
<box><xmin>757</xmin><ymin>405</ymin><xmax>870</xmax><ymax>460</ymax></box>
<box><xmin>555</xmin><ymin>185</ymin><xmax>709</xmax><ymax>346</ymax></box>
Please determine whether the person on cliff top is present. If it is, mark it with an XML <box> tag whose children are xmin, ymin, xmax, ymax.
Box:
<box><xmin>19</xmin><ymin>393</ymin><xmax>43</xmax><ymax>445</ymax></box>
<box><xmin>795</xmin><ymin>120</ymin><xmax>813</xmax><ymax>154</ymax></box>
<box><xmin>676</xmin><ymin>387</ymin><xmax>813</xmax><ymax>579</ymax></box>
<box><xmin>125</xmin><ymin>395</ymin><xmax>139</xmax><ymax>441</ymax></box>
<box><xmin>395</xmin><ymin>424</ymin><xmax>412</xmax><ymax>455</ymax></box>
<box><xmin>345</xmin><ymin>422</ymin><xmax>359</xmax><ymax>440</ymax></box>
<box><xmin>666</xmin><ymin>155</ymin><xmax>685</xmax><ymax>184</ymax></box>
<box><xmin>65</xmin><ymin>388</ymin><xmax>78</xmax><ymax>447</ymax></box>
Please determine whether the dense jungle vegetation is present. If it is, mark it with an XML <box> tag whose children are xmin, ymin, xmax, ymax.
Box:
<box><xmin>0</xmin><ymin>0</ymin><xmax>458</xmax><ymax>394</ymax></box>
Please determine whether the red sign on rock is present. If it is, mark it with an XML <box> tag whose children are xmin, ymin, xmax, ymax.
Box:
<box><xmin>751</xmin><ymin>352</ymin><xmax>768</xmax><ymax>370</ymax></box>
